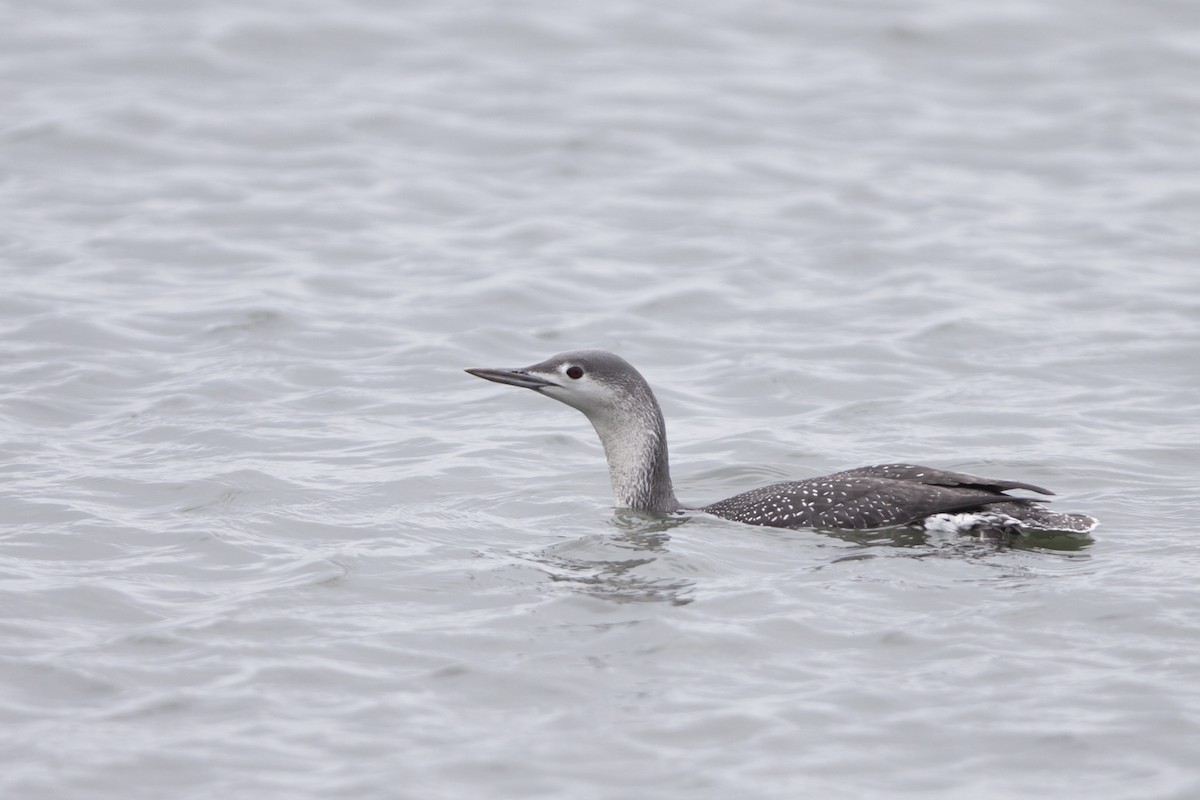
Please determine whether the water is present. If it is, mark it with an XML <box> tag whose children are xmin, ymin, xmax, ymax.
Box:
<box><xmin>3</xmin><ymin>0</ymin><xmax>1200</xmax><ymax>797</ymax></box>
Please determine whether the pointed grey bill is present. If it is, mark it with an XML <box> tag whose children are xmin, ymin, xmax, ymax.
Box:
<box><xmin>465</xmin><ymin>367</ymin><xmax>558</xmax><ymax>390</ymax></box>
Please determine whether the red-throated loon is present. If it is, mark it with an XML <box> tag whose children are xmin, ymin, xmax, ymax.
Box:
<box><xmin>466</xmin><ymin>350</ymin><xmax>1097</xmax><ymax>534</ymax></box>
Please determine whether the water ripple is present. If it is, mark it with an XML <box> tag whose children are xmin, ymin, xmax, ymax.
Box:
<box><xmin>4</xmin><ymin>0</ymin><xmax>1200</xmax><ymax>798</ymax></box>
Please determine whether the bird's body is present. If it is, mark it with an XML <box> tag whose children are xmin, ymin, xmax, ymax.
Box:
<box><xmin>466</xmin><ymin>350</ymin><xmax>1097</xmax><ymax>534</ymax></box>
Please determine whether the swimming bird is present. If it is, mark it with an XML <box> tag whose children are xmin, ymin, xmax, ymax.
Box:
<box><xmin>466</xmin><ymin>350</ymin><xmax>1097</xmax><ymax>534</ymax></box>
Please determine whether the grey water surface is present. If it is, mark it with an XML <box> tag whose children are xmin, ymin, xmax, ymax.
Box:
<box><xmin>3</xmin><ymin>1</ymin><xmax>1200</xmax><ymax>798</ymax></box>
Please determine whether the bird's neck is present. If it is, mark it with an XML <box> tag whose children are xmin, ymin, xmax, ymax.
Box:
<box><xmin>587</xmin><ymin>401</ymin><xmax>679</xmax><ymax>514</ymax></box>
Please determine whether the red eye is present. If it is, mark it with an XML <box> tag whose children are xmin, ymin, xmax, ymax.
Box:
<box><xmin>566</xmin><ymin>366</ymin><xmax>584</xmax><ymax>379</ymax></box>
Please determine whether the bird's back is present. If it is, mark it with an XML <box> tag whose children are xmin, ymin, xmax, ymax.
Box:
<box><xmin>700</xmin><ymin>462</ymin><xmax>1094</xmax><ymax>531</ymax></box>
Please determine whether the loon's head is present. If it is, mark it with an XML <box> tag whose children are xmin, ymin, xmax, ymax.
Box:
<box><xmin>465</xmin><ymin>349</ymin><xmax>655</xmax><ymax>421</ymax></box>
<box><xmin>465</xmin><ymin>349</ymin><xmax>678</xmax><ymax>512</ymax></box>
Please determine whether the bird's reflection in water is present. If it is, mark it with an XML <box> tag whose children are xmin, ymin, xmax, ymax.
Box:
<box><xmin>520</xmin><ymin>514</ymin><xmax>1093</xmax><ymax>604</ymax></box>
<box><xmin>522</xmin><ymin>511</ymin><xmax>694</xmax><ymax>606</ymax></box>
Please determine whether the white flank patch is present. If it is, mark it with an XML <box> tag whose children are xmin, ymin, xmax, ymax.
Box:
<box><xmin>923</xmin><ymin>512</ymin><xmax>1021</xmax><ymax>534</ymax></box>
